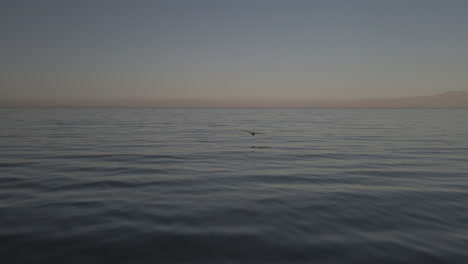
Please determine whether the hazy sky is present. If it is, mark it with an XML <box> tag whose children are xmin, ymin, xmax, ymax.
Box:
<box><xmin>1</xmin><ymin>0</ymin><xmax>468</xmax><ymax>107</ymax></box>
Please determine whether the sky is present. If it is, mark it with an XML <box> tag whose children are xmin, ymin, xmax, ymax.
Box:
<box><xmin>1</xmin><ymin>0</ymin><xmax>468</xmax><ymax>107</ymax></box>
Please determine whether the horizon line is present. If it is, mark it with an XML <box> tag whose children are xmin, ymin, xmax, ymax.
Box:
<box><xmin>2</xmin><ymin>106</ymin><xmax>468</xmax><ymax>109</ymax></box>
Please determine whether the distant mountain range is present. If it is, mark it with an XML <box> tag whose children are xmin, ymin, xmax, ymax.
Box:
<box><xmin>306</xmin><ymin>91</ymin><xmax>468</xmax><ymax>108</ymax></box>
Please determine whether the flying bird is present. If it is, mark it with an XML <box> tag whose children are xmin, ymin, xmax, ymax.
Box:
<box><xmin>241</xmin><ymin>130</ymin><xmax>269</xmax><ymax>136</ymax></box>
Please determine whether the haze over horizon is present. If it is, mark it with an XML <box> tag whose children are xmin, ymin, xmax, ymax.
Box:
<box><xmin>2</xmin><ymin>0</ymin><xmax>468</xmax><ymax>107</ymax></box>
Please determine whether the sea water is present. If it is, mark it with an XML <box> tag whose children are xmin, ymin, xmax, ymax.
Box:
<box><xmin>1</xmin><ymin>108</ymin><xmax>467</xmax><ymax>263</ymax></box>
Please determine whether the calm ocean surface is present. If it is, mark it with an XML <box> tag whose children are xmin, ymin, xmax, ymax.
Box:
<box><xmin>1</xmin><ymin>108</ymin><xmax>467</xmax><ymax>263</ymax></box>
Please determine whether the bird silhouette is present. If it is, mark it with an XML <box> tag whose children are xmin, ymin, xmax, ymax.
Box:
<box><xmin>241</xmin><ymin>130</ymin><xmax>269</xmax><ymax>136</ymax></box>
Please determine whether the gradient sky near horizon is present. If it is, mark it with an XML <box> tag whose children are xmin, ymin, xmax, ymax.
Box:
<box><xmin>1</xmin><ymin>0</ymin><xmax>468</xmax><ymax>107</ymax></box>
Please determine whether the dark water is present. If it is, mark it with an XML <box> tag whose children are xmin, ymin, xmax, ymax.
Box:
<box><xmin>1</xmin><ymin>108</ymin><xmax>468</xmax><ymax>264</ymax></box>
